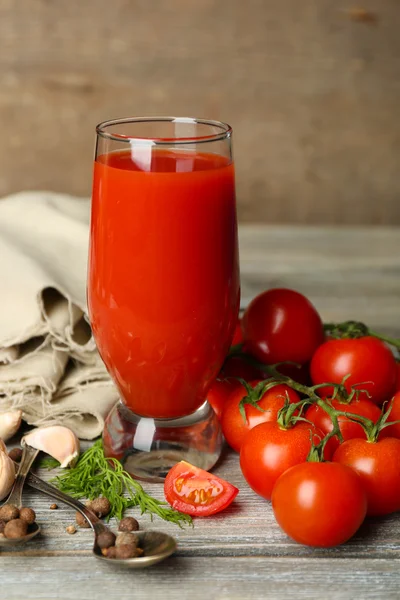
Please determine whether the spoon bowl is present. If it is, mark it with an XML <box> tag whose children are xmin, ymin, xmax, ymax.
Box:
<box><xmin>0</xmin><ymin>444</ymin><xmax>41</xmax><ymax>546</ymax></box>
<box><xmin>0</xmin><ymin>522</ymin><xmax>41</xmax><ymax>545</ymax></box>
<box><xmin>27</xmin><ymin>471</ymin><xmax>177</xmax><ymax>568</ymax></box>
<box><xmin>93</xmin><ymin>530</ymin><xmax>177</xmax><ymax>568</ymax></box>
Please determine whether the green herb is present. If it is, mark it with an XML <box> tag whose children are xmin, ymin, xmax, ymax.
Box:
<box><xmin>48</xmin><ymin>440</ymin><xmax>192</xmax><ymax>528</ymax></box>
<box><xmin>39</xmin><ymin>456</ymin><xmax>61</xmax><ymax>470</ymax></box>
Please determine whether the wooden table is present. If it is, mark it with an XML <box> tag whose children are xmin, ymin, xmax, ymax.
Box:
<box><xmin>2</xmin><ymin>226</ymin><xmax>400</xmax><ymax>600</ymax></box>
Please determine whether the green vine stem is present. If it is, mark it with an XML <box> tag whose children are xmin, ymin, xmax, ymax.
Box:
<box><xmin>237</xmin><ymin>364</ymin><xmax>348</xmax><ymax>442</ymax></box>
<box><xmin>233</xmin><ymin>362</ymin><xmax>400</xmax><ymax>449</ymax></box>
<box><xmin>324</xmin><ymin>320</ymin><xmax>400</xmax><ymax>352</ymax></box>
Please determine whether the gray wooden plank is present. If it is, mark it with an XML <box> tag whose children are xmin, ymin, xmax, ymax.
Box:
<box><xmin>1</xmin><ymin>556</ymin><xmax>400</xmax><ymax>600</ymax></box>
<box><xmin>2</xmin><ymin>225</ymin><xmax>400</xmax><ymax>598</ymax></box>
<box><xmin>239</xmin><ymin>225</ymin><xmax>400</xmax><ymax>330</ymax></box>
<box><xmin>2</xmin><ymin>449</ymin><xmax>400</xmax><ymax>561</ymax></box>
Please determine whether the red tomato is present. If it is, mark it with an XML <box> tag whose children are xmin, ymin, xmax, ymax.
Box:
<box><xmin>240</xmin><ymin>420</ymin><xmax>335</xmax><ymax>500</ymax></box>
<box><xmin>383</xmin><ymin>391</ymin><xmax>400</xmax><ymax>438</ymax></box>
<box><xmin>333</xmin><ymin>437</ymin><xmax>400</xmax><ymax>516</ymax></box>
<box><xmin>310</xmin><ymin>337</ymin><xmax>397</xmax><ymax>405</ymax></box>
<box><xmin>395</xmin><ymin>363</ymin><xmax>400</xmax><ymax>392</ymax></box>
<box><xmin>231</xmin><ymin>319</ymin><xmax>243</xmax><ymax>347</ymax></box>
<box><xmin>305</xmin><ymin>398</ymin><xmax>382</xmax><ymax>443</ymax></box>
<box><xmin>242</xmin><ymin>288</ymin><xmax>324</xmax><ymax>365</ymax></box>
<box><xmin>272</xmin><ymin>462</ymin><xmax>367</xmax><ymax>547</ymax></box>
<box><xmin>276</xmin><ymin>362</ymin><xmax>311</xmax><ymax>386</ymax></box>
<box><xmin>164</xmin><ymin>461</ymin><xmax>238</xmax><ymax>516</ymax></box>
<box><xmin>221</xmin><ymin>382</ymin><xmax>300</xmax><ymax>452</ymax></box>
<box><xmin>207</xmin><ymin>378</ymin><xmax>242</xmax><ymax>420</ymax></box>
<box><xmin>221</xmin><ymin>355</ymin><xmax>266</xmax><ymax>382</ymax></box>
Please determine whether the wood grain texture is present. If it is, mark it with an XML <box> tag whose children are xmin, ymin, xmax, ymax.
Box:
<box><xmin>0</xmin><ymin>0</ymin><xmax>399</xmax><ymax>224</ymax></box>
<box><xmin>2</xmin><ymin>225</ymin><xmax>400</xmax><ymax>599</ymax></box>
<box><xmin>2</xmin><ymin>557</ymin><xmax>400</xmax><ymax>600</ymax></box>
<box><xmin>238</xmin><ymin>225</ymin><xmax>400</xmax><ymax>330</ymax></box>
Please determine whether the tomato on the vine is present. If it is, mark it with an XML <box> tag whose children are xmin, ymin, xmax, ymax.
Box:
<box><xmin>310</xmin><ymin>336</ymin><xmax>397</xmax><ymax>405</ymax></box>
<box><xmin>275</xmin><ymin>362</ymin><xmax>311</xmax><ymax>386</ymax></box>
<box><xmin>221</xmin><ymin>355</ymin><xmax>265</xmax><ymax>382</ymax></box>
<box><xmin>395</xmin><ymin>363</ymin><xmax>400</xmax><ymax>392</ymax></box>
<box><xmin>305</xmin><ymin>398</ymin><xmax>382</xmax><ymax>443</ymax></box>
<box><xmin>333</xmin><ymin>437</ymin><xmax>400</xmax><ymax>516</ymax></box>
<box><xmin>231</xmin><ymin>319</ymin><xmax>243</xmax><ymax>347</ymax></box>
<box><xmin>207</xmin><ymin>378</ymin><xmax>242</xmax><ymax>421</ymax></box>
<box><xmin>382</xmin><ymin>391</ymin><xmax>400</xmax><ymax>439</ymax></box>
<box><xmin>240</xmin><ymin>420</ymin><xmax>335</xmax><ymax>500</ymax></box>
<box><xmin>164</xmin><ymin>461</ymin><xmax>238</xmax><ymax>516</ymax></box>
<box><xmin>272</xmin><ymin>462</ymin><xmax>367</xmax><ymax>547</ymax></box>
<box><xmin>221</xmin><ymin>382</ymin><xmax>300</xmax><ymax>452</ymax></box>
<box><xmin>242</xmin><ymin>288</ymin><xmax>324</xmax><ymax>365</ymax></box>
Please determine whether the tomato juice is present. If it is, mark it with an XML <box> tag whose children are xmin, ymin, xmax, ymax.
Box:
<box><xmin>88</xmin><ymin>148</ymin><xmax>240</xmax><ymax>419</ymax></box>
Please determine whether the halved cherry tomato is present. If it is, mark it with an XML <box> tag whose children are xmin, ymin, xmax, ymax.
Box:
<box><xmin>242</xmin><ymin>288</ymin><xmax>324</xmax><ymax>365</ymax></box>
<box><xmin>207</xmin><ymin>377</ymin><xmax>242</xmax><ymax>420</ymax></box>
<box><xmin>164</xmin><ymin>461</ymin><xmax>238</xmax><ymax>516</ymax></box>
<box><xmin>272</xmin><ymin>462</ymin><xmax>367</xmax><ymax>547</ymax></box>
<box><xmin>310</xmin><ymin>336</ymin><xmax>397</xmax><ymax>405</ymax></box>
<box><xmin>305</xmin><ymin>398</ymin><xmax>382</xmax><ymax>443</ymax></box>
<box><xmin>240</xmin><ymin>420</ymin><xmax>336</xmax><ymax>500</ymax></box>
<box><xmin>221</xmin><ymin>382</ymin><xmax>300</xmax><ymax>452</ymax></box>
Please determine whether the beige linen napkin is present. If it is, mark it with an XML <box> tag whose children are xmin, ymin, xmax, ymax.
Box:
<box><xmin>0</xmin><ymin>191</ymin><xmax>119</xmax><ymax>439</ymax></box>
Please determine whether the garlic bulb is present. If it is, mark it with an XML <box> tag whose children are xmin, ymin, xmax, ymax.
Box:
<box><xmin>0</xmin><ymin>410</ymin><xmax>22</xmax><ymax>442</ymax></box>
<box><xmin>0</xmin><ymin>448</ymin><xmax>16</xmax><ymax>500</ymax></box>
<box><xmin>22</xmin><ymin>426</ymin><xmax>80</xmax><ymax>468</ymax></box>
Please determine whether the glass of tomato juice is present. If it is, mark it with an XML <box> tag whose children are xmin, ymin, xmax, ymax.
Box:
<box><xmin>88</xmin><ymin>117</ymin><xmax>240</xmax><ymax>481</ymax></box>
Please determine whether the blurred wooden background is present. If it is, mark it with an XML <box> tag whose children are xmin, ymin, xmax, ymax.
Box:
<box><xmin>0</xmin><ymin>0</ymin><xmax>399</xmax><ymax>224</ymax></box>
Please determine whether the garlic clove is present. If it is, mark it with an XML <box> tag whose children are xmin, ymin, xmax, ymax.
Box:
<box><xmin>0</xmin><ymin>449</ymin><xmax>16</xmax><ymax>500</ymax></box>
<box><xmin>0</xmin><ymin>410</ymin><xmax>22</xmax><ymax>442</ymax></box>
<box><xmin>22</xmin><ymin>426</ymin><xmax>80</xmax><ymax>468</ymax></box>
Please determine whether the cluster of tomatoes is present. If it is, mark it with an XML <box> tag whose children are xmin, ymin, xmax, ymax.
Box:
<box><xmin>165</xmin><ymin>288</ymin><xmax>400</xmax><ymax>549</ymax></box>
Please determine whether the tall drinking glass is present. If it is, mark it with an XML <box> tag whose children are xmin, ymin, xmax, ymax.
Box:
<box><xmin>88</xmin><ymin>117</ymin><xmax>240</xmax><ymax>481</ymax></box>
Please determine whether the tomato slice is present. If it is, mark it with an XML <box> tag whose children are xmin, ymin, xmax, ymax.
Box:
<box><xmin>164</xmin><ymin>461</ymin><xmax>239</xmax><ymax>516</ymax></box>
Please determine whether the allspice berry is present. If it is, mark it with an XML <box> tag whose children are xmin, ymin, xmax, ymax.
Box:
<box><xmin>115</xmin><ymin>544</ymin><xmax>138</xmax><ymax>559</ymax></box>
<box><xmin>0</xmin><ymin>520</ymin><xmax>6</xmax><ymax>533</ymax></box>
<box><xmin>97</xmin><ymin>531</ymin><xmax>116</xmax><ymax>549</ymax></box>
<box><xmin>0</xmin><ymin>504</ymin><xmax>19</xmax><ymax>522</ymax></box>
<box><xmin>4</xmin><ymin>519</ymin><xmax>28</xmax><ymax>539</ymax></box>
<box><xmin>19</xmin><ymin>507</ymin><xmax>36</xmax><ymax>525</ymax></box>
<box><xmin>66</xmin><ymin>525</ymin><xmax>77</xmax><ymax>535</ymax></box>
<box><xmin>103</xmin><ymin>546</ymin><xmax>117</xmax><ymax>559</ymax></box>
<box><xmin>89</xmin><ymin>497</ymin><xmax>111</xmax><ymax>518</ymax></box>
<box><xmin>115</xmin><ymin>532</ymin><xmax>138</xmax><ymax>548</ymax></box>
<box><xmin>119</xmin><ymin>517</ymin><xmax>139</xmax><ymax>532</ymax></box>
<box><xmin>75</xmin><ymin>511</ymin><xmax>90</xmax><ymax>528</ymax></box>
<box><xmin>8</xmin><ymin>447</ymin><xmax>23</xmax><ymax>463</ymax></box>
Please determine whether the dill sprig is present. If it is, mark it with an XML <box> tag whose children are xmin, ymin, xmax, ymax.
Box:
<box><xmin>46</xmin><ymin>440</ymin><xmax>192</xmax><ymax>528</ymax></box>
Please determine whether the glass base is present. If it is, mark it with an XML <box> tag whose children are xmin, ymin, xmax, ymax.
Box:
<box><xmin>103</xmin><ymin>400</ymin><xmax>223</xmax><ymax>482</ymax></box>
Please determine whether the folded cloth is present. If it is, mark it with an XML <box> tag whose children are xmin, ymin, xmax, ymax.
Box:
<box><xmin>0</xmin><ymin>191</ymin><xmax>119</xmax><ymax>439</ymax></box>
<box><xmin>23</xmin><ymin>356</ymin><xmax>118</xmax><ymax>440</ymax></box>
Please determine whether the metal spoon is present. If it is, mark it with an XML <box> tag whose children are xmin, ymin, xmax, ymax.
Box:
<box><xmin>27</xmin><ymin>471</ymin><xmax>177</xmax><ymax>568</ymax></box>
<box><xmin>0</xmin><ymin>444</ymin><xmax>41</xmax><ymax>545</ymax></box>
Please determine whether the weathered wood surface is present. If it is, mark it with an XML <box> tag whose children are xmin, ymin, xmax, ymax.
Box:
<box><xmin>2</xmin><ymin>225</ymin><xmax>400</xmax><ymax>600</ymax></box>
<box><xmin>1</xmin><ymin>0</ymin><xmax>400</xmax><ymax>225</ymax></box>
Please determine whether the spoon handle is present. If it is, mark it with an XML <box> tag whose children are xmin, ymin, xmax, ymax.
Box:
<box><xmin>7</xmin><ymin>445</ymin><xmax>39</xmax><ymax>507</ymax></box>
<box><xmin>27</xmin><ymin>471</ymin><xmax>109</xmax><ymax>535</ymax></box>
